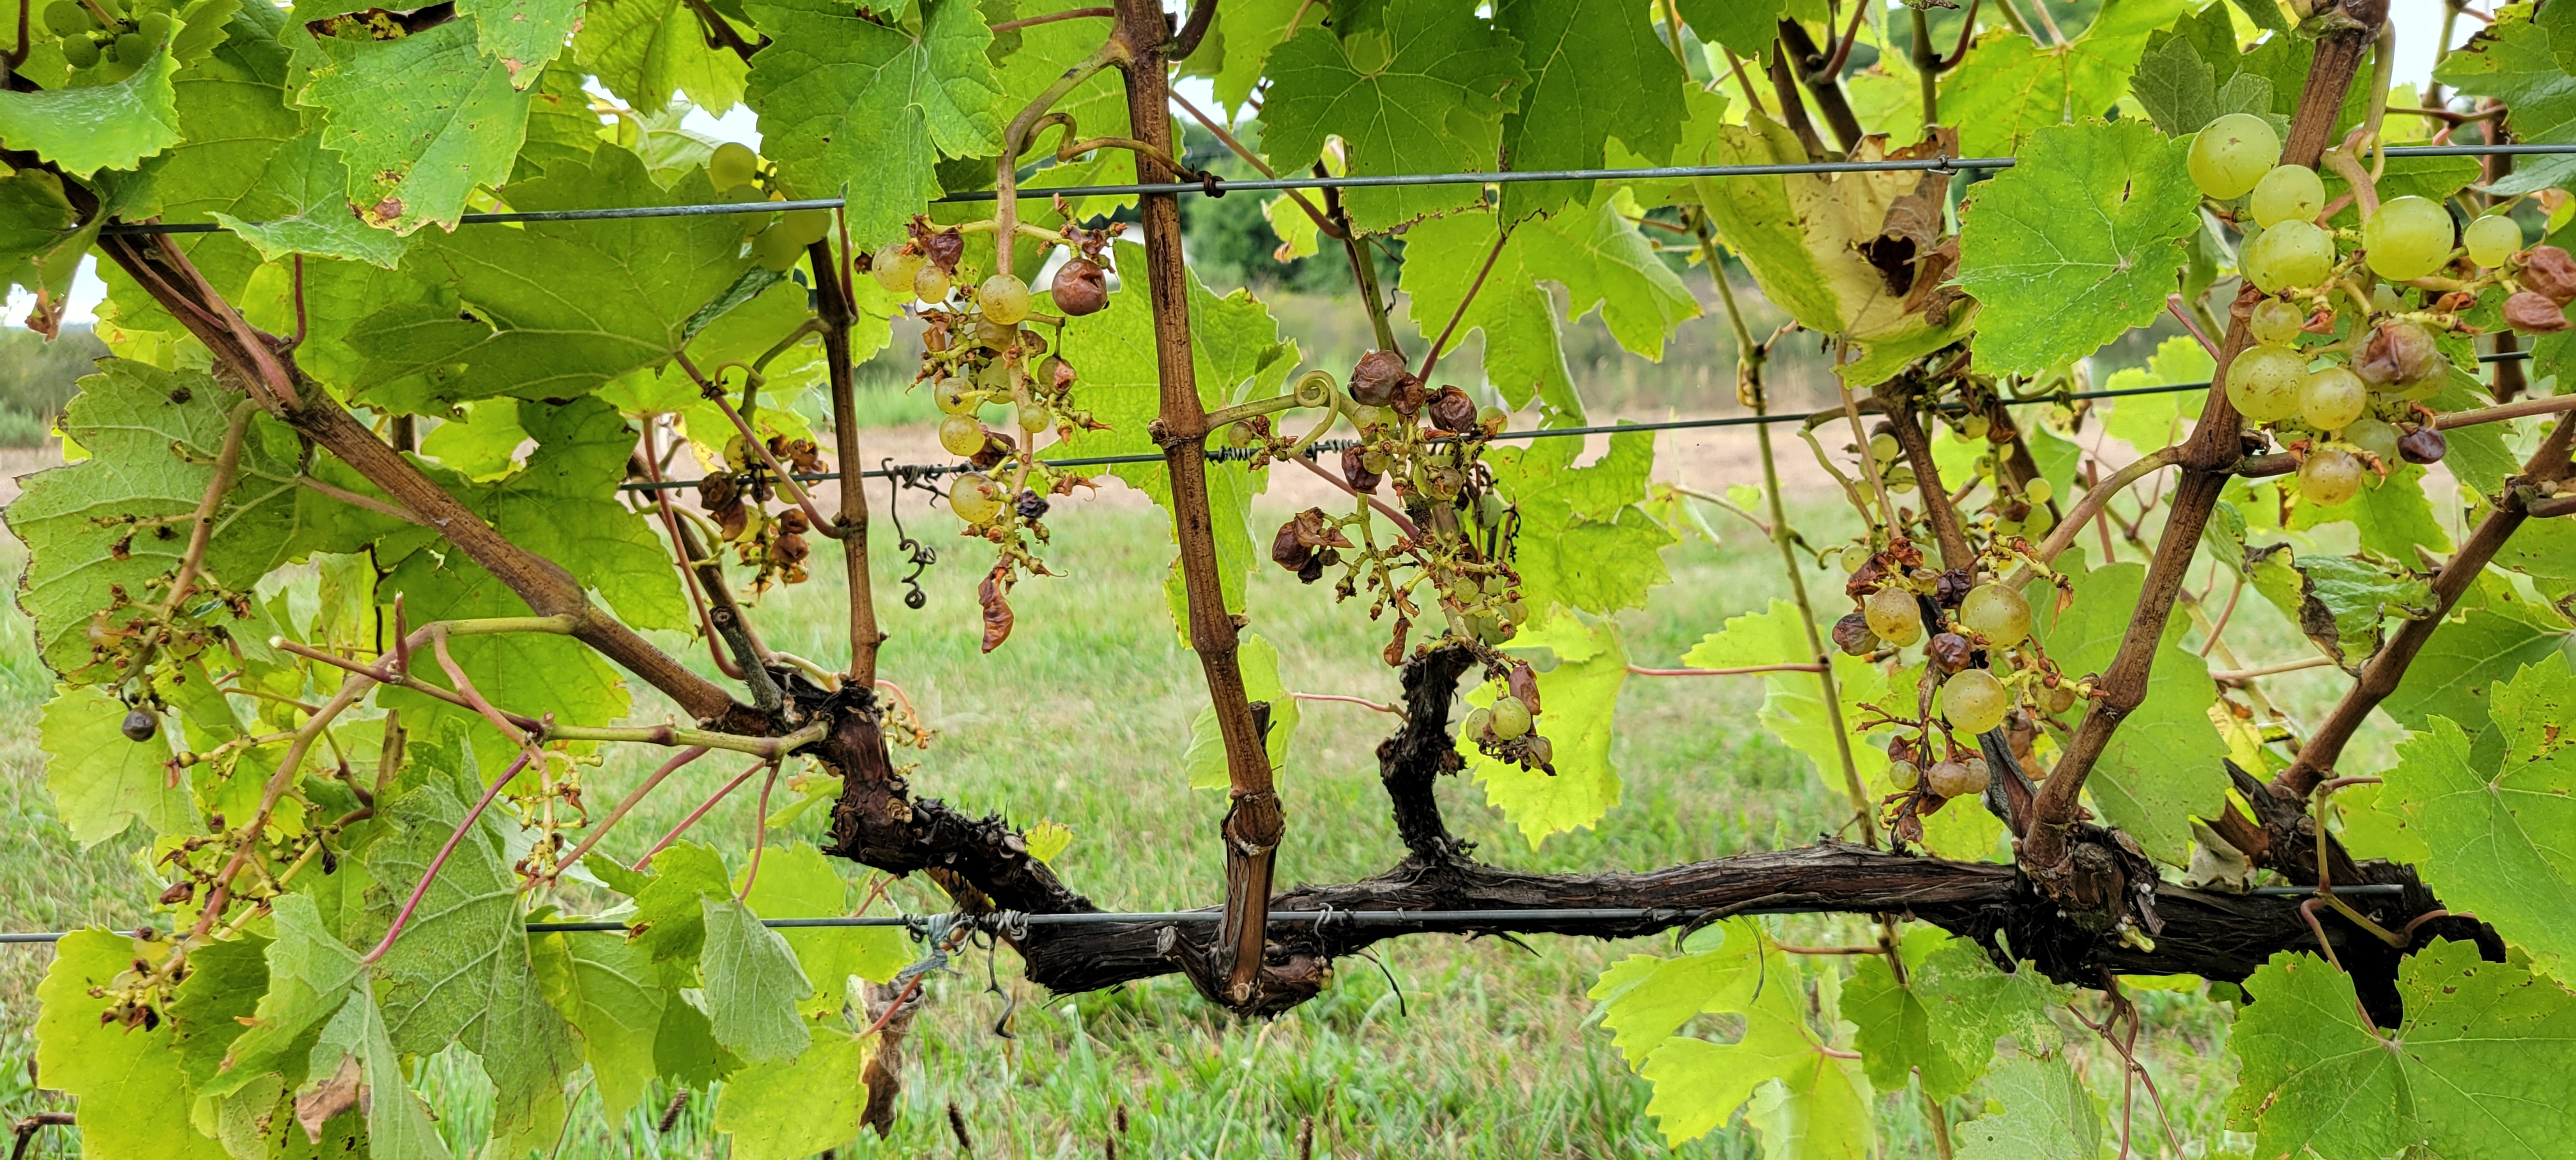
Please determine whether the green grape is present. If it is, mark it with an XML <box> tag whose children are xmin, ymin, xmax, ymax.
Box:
<box><xmin>914</xmin><ymin>263</ymin><xmax>951</xmax><ymax>302</ymax></box>
<box><xmin>2372</xmin><ymin>284</ymin><xmax>2405</xmax><ymax>313</ymax></box>
<box><xmin>1941</xmin><ymin>669</ymin><xmax>2010</xmax><ymax>735</ymax></box>
<box><xmin>750</xmin><ymin>225</ymin><xmax>802</xmax><ymax>271</ymax></box>
<box><xmin>2362</xmin><ymin>195</ymin><xmax>2456</xmax><ymax>282</ymax></box>
<box><xmin>933</xmin><ymin>379</ymin><xmax>977</xmax><ymax>415</ymax></box>
<box><xmin>2024</xmin><ymin>478</ymin><xmax>2053</xmax><ymax>506</ymax></box>
<box><xmin>2242</xmin><ymin>220</ymin><xmax>2335</xmax><ymax>293</ymax></box>
<box><xmin>1959</xmin><ymin>583</ymin><xmax>2031</xmax><ymax>648</ymax></box>
<box><xmin>871</xmin><ymin>245</ymin><xmax>923</xmax><ymax>294</ymax></box>
<box><xmin>979</xmin><ymin>274</ymin><xmax>1031</xmax><ymax>325</ymax></box>
<box><xmin>1868</xmin><ymin>432</ymin><xmax>1899</xmax><ymax>462</ymax></box>
<box><xmin>1888</xmin><ymin>759</ymin><xmax>1921</xmax><ymax>790</ymax></box>
<box><xmin>2024</xmin><ymin>503</ymin><xmax>2055</xmax><ymax>534</ymax></box>
<box><xmin>937</xmin><ymin>413</ymin><xmax>986</xmax><ymax>457</ymax></box>
<box><xmin>42</xmin><ymin>1</ymin><xmax>90</xmax><ymax>34</ymax></box>
<box><xmin>2225</xmin><ymin>344</ymin><xmax>2306</xmax><ymax>422</ymax></box>
<box><xmin>1863</xmin><ymin>587</ymin><xmax>1923</xmax><ymax>647</ymax></box>
<box><xmin>2345</xmin><ymin>415</ymin><xmax>2400</xmax><ymax>464</ymax></box>
<box><xmin>949</xmin><ymin>473</ymin><xmax>1004</xmax><ymax>524</ymax></box>
<box><xmin>2248</xmin><ymin>164</ymin><xmax>2324</xmax><ymax>229</ymax></box>
<box><xmin>1489</xmin><ymin>696</ymin><xmax>1533</xmax><ymax>740</ymax></box>
<box><xmin>2465</xmin><ymin>213</ymin><xmax>2522</xmax><ymax>268</ymax></box>
<box><xmin>707</xmin><ymin>142</ymin><xmax>759</xmax><ymax>192</ymax></box>
<box><xmin>2299</xmin><ymin>364</ymin><xmax>2368</xmax><ymax>430</ymax></box>
<box><xmin>778</xmin><ymin>207</ymin><xmax>832</xmax><ymax>247</ymax></box>
<box><xmin>1463</xmin><ymin>706</ymin><xmax>1494</xmax><ymax>739</ymax></box>
<box><xmin>1016</xmin><ymin>401</ymin><xmax>1048</xmax><ymax>434</ymax></box>
<box><xmin>2248</xmin><ymin>298</ymin><xmax>2305</xmax><ymax>346</ymax></box>
<box><xmin>2297</xmin><ymin>447</ymin><xmax>2363</xmax><ymax>506</ymax></box>
<box><xmin>2187</xmin><ymin>113</ymin><xmax>2280</xmax><ymax>200</ymax></box>
<box><xmin>61</xmin><ymin>34</ymin><xmax>98</xmax><ymax>66</ymax></box>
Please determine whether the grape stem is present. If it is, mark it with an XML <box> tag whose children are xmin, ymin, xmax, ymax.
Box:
<box><xmin>2029</xmin><ymin>445</ymin><xmax>2184</xmax><ymax>567</ymax></box>
<box><xmin>2209</xmin><ymin>655</ymin><xmax>2335</xmax><ymax>682</ymax></box>
<box><xmin>636</xmin><ymin>756</ymin><xmax>774</xmax><ymax>870</ymax></box>
<box><xmin>994</xmin><ymin>38</ymin><xmax>1131</xmax><ymax>283</ymax></box>
<box><xmin>361</xmin><ymin>751</ymin><xmax>533</xmax><ymax>966</ymax></box>
<box><xmin>1627</xmin><ymin>662</ymin><xmax>1828</xmax><ymax>677</ymax></box>
<box><xmin>542</xmin><ymin>745</ymin><xmax>712</xmax><ymax>884</ymax></box>
<box><xmin>989</xmin><ymin>6</ymin><xmax>1114</xmax><ymax>31</ymax></box>
<box><xmin>1290</xmin><ymin>692</ymin><xmax>1401</xmax><ymax>715</ymax></box>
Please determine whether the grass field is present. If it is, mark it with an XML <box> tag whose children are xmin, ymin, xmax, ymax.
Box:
<box><xmin>0</xmin><ymin>425</ymin><xmax>2376</xmax><ymax>1157</ymax></box>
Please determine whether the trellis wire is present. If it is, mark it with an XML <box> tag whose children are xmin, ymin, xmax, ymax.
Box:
<box><xmin>617</xmin><ymin>349</ymin><xmax>2540</xmax><ymax>492</ymax></box>
<box><xmin>89</xmin><ymin>143</ymin><xmax>2576</xmax><ymax>237</ymax></box>
<box><xmin>0</xmin><ymin>885</ymin><xmax>2409</xmax><ymax>943</ymax></box>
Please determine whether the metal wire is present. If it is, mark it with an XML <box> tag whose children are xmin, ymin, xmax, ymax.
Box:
<box><xmin>89</xmin><ymin>143</ymin><xmax>2576</xmax><ymax>237</ymax></box>
<box><xmin>616</xmin><ymin>349</ymin><xmax>2538</xmax><ymax>493</ymax></box>
<box><xmin>0</xmin><ymin>884</ymin><xmax>2412</xmax><ymax>943</ymax></box>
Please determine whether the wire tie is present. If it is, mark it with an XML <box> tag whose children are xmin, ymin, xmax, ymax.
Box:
<box><xmin>1197</xmin><ymin>169</ymin><xmax>1225</xmax><ymax>198</ymax></box>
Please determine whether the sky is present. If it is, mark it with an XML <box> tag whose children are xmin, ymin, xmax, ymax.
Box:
<box><xmin>0</xmin><ymin>0</ymin><xmax>2493</xmax><ymax>330</ymax></box>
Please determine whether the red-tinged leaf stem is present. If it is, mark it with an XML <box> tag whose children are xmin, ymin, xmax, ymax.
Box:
<box><xmin>361</xmin><ymin>751</ymin><xmax>533</xmax><ymax>966</ymax></box>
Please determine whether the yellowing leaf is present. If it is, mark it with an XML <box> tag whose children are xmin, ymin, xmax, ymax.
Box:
<box><xmin>1464</xmin><ymin>610</ymin><xmax>1626</xmax><ymax>844</ymax></box>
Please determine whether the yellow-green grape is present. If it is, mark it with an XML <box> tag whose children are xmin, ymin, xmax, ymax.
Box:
<box><xmin>1868</xmin><ymin>432</ymin><xmax>1899</xmax><ymax>462</ymax></box>
<box><xmin>933</xmin><ymin>379</ymin><xmax>977</xmax><ymax>415</ymax></box>
<box><xmin>949</xmin><ymin>473</ymin><xmax>1005</xmax><ymax>524</ymax></box>
<box><xmin>979</xmin><ymin>274</ymin><xmax>1032</xmax><ymax>324</ymax></box>
<box><xmin>751</xmin><ymin>225</ymin><xmax>802</xmax><ymax>272</ymax></box>
<box><xmin>42</xmin><ymin>1</ymin><xmax>89</xmax><ymax>34</ymax></box>
<box><xmin>2297</xmin><ymin>447</ymin><xmax>2364</xmax><ymax>506</ymax></box>
<box><xmin>914</xmin><ymin>263</ymin><xmax>952</xmax><ymax>303</ymax></box>
<box><xmin>707</xmin><ymin>142</ymin><xmax>759</xmax><ymax>192</ymax></box>
<box><xmin>1864</xmin><ymin>587</ymin><xmax>1924</xmax><ymax>647</ymax></box>
<box><xmin>1463</xmin><ymin>706</ymin><xmax>1494</xmax><ymax>739</ymax></box>
<box><xmin>1888</xmin><ymin>759</ymin><xmax>1922</xmax><ymax>790</ymax></box>
<box><xmin>2299</xmin><ymin>364</ymin><xmax>2368</xmax><ymax>431</ymax></box>
<box><xmin>2188</xmin><ymin>113</ymin><xmax>2281</xmax><ymax>200</ymax></box>
<box><xmin>107</xmin><ymin>29</ymin><xmax>141</xmax><ymax>60</ymax></box>
<box><xmin>2248</xmin><ymin>298</ymin><xmax>2305</xmax><ymax>346</ymax></box>
<box><xmin>1489</xmin><ymin>695</ymin><xmax>1533</xmax><ymax>740</ymax></box>
<box><xmin>2346</xmin><ymin>415</ymin><xmax>2401</xmax><ymax>464</ymax></box>
<box><xmin>2024</xmin><ymin>503</ymin><xmax>2055</xmax><ymax>534</ymax></box>
<box><xmin>2248</xmin><ymin>164</ymin><xmax>2324</xmax><ymax>228</ymax></box>
<box><xmin>2024</xmin><ymin>477</ymin><xmax>2054</xmax><ymax>506</ymax></box>
<box><xmin>2465</xmin><ymin>213</ymin><xmax>2523</xmax><ymax>268</ymax></box>
<box><xmin>1928</xmin><ymin>756</ymin><xmax>1991</xmax><ymax>798</ymax></box>
<box><xmin>61</xmin><ymin>34</ymin><xmax>98</xmax><ymax>65</ymax></box>
<box><xmin>2226</xmin><ymin>344</ymin><xmax>2306</xmax><ymax>422</ymax></box>
<box><xmin>1959</xmin><ymin>583</ymin><xmax>2032</xmax><ymax>648</ymax></box>
<box><xmin>871</xmin><ymin>245</ymin><xmax>923</xmax><ymax>294</ymax></box>
<box><xmin>778</xmin><ymin>207</ymin><xmax>832</xmax><ymax>247</ymax></box>
<box><xmin>1941</xmin><ymin>668</ymin><xmax>2011</xmax><ymax>735</ymax></box>
<box><xmin>2372</xmin><ymin>284</ymin><xmax>2405</xmax><ymax>313</ymax></box>
<box><xmin>1016</xmin><ymin>401</ymin><xmax>1049</xmax><ymax>434</ymax></box>
<box><xmin>937</xmin><ymin>413</ymin><xmax>986</xmax><ymax>457</ymax></box>
<box><xmin>2361</xmin><ymin>195</ymin><xmax>2457</xmax><ymax>282</ymax></box>
<box><xmin>2242</xmin><ymin>220</ymin><xmax>2336</xmax><ymax>293</ymax></box>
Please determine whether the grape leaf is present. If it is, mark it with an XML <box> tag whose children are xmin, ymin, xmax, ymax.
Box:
<box><xmin>2380</xmin><ymin>659</ymin><xmax>2576</xmax><ymax>976</ymax></box>
<box><xmin>601</xmin><ymin>839</ymin><xmax>735</xmax><ymax>963</ymax></box>
<box><xmin>1184</xmin><ymin>632</ymin><xmax>1301</xmax><ymax>790</ymax></box>
<box><xmin>0</xmin><ymin>36</ymin><xmax>183</xmax><ymax>175</ymax></box>
<box><xmin>1589</xmin><ymin>920</ymin><xmax>1763</xmax><ymax>1066</ymax></box>
<box><xmin>1671</xmin><ymin>0</ymin><xmax>1782</xmax><ymax>59</ymax></box>
<box><xmin>212</xmin><ymin>893</ymin><xmax>368</xmax><ymax>1093</ymax></box>
<box><xmin>38</xmin><ymin>684</ymin><xmax>192</xmax><ymax>844</ymax></box>
<box><xmin>2386</xmin><ymin>577</ymin><xmax>2576</xmax><ymax>768</ymax></box>
<box><xmin>742</xmin><ymin>0</ymin><xmax>1006</xmax><ymax>245</ymax></box>
<box><xmin>2033</xmin><ymin>558</ymin><xmax>2228</xmax><ymax>864</ymax></box>
<box><xmin>0</xmin><ymin>168</ymin><xmax>102</xmax><ymax>308</ymax></box>
<box><xmin>1492</xmin><ymin>0</ymin><xmax>1683</xmax><ymax>221</ymax></box>
<box><xmin>299</xmin><ymin>16</ymin><xmax>533</xmax><ymax>233</ymax></box>
<box><xmin>2129</xmin><ymin>31</ymin><xmax>2275</xmax><ymax>137</ymax></box>
<box><xmin>1952</xmin><ymin>1056</ymin><xmax>2100</xmax><ymax>1160</ymax></box>
<box><xmin>1400</xmin><ymin>196</ymin><xmax>1700</xmax><ymax>422</ymax></box>
<box><xmin>1954</xmin><ymin>118</ymin><xmax>2201</xmax><ymax>377</ymax></box>
<box><xmin>1636</xmin><ymin>947</ymin><xmax>1872</xmax><ymax>1150</ymax></box>
<box><xmin>712</xmin><ymin>1025</ymin><xmax>877</xmax><ymax>1160</ymax></box>
<box><xmin>1938</xmin><ymin>0</ymin><xmax>2182</xmax><ymax>159</ymax></box>
<box><xmin>35</xmin><ymin>931</ymin><xmax>232</xmax><ymax>1159</ymax></box>
<box><xmin>2435</xmin><ymin>8</ymin><xmax>2576</xmax><ymax>197</ymax></box>
<box><xmin>1205</xmin><ymin>0</ymin><xmax>1307</xmax><ymax>117</ymax></box>
<box><xmin>533</xmin><ymin>931</ymin><xmax>666</xmax><ymax>1123</ymax></box>
<box><xmin>457</xmin><ymin>0</ymin><xmax>579</xmax><ymax>86</ymax></box>
<box><xmin>1484</xmin><ymin>428</ymin><xmax>1675</xmax><ymax>615</ymax></box>
<box><xmin>214</xmin><ymin>135</ymin><xmax>415</xmax><ymax>268</ymax></box>
<box><xmin>1257</xmin><ymin>0</ymin><xmax>1529</xmax><ymax>232</ymax></box>
<box><xmin>2228</xmin><ymin>942</ymin><xmax>2576</xmax><ymax>1160</ymax></box>
<box><xmin>169</xmin><ymin>932</ymin><xmax>271</xmax><ymax>1089</ymax></box>
<box><xmin>699</xmin><ymin>896</ymin><xmax>814</xmax><ymax>1063</ymax></box>
<box><xmin>1462</xmin><ymin>609</ymin><xmax>1627</xmax><ymax>844</ymax></box>
<box><xmin>2242</xmin><ymin>544</ymin><xmax>2434</xmax><ymax>671</ymax></box>
<box><xmin>1840</xmin><ymin>929</ymin><xmax>2065</xmax><ymax>1101</ymax></box>
<box><xmin>2285</xmin><ymin>461</ymin><xmax>2452</xmax><ymax>558</ymax></box>
<box><xmin>739</xmin><ymin>841</ymin><xmax>910</xmax><ymax>1005</ymax></box>
<box><xmin>575</xmin><ymin>0</ymin><xmax>745</xmax><ymax>113</ymax></box>
<box><xmin>302</xmin><ymin>981</ymin><xmax>453</xmax><ymax>1160</ymax></box>
<box><xmin>2099</xmin><ymin>335</ymin><xmax>2211</xmax><ymax>457</ymax></box>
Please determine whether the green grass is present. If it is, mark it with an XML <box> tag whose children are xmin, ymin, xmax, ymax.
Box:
<box><xmin>0</xmin><ymin>448</ymin><xmax>2381</xmax><ymax>1158</ymax></box>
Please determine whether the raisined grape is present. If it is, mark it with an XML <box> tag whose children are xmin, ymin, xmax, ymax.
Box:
<box><xmin>2506</xmin><ymin>290</ymin><xmax>2571</xmax><ymax>334</ymax></box>
<box><xmin>1051</xmin><ymin>257</ymin><xmax>1108</xmax><ymax>316</ymax></box>
<box><xmin>2398</xmin><ymin>425</ymin><xmax>2448</xmax><ymax>465</ymax></box>
<box><xmin>1832</xmin><ymin>611</ymin><xmax>1877</xmax><ymax>656</ymax></box>
<box><xmin>2354</xmin><ymin>321</ymin><xmax>2437</xmax><ymax>390</ymax></box>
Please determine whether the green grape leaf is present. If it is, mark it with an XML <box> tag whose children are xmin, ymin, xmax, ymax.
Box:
<box><xmin>36</xmin><ymin>931</ymin><xmax>231</xmax><ymax>1159</ymax></box>
<box><xmin>1954</xmin><ymin>118</ymin><xmax>2200</xmax><ymax>377</ymax></box>
<box><xmin>1492</xmin><ymin>0</ymin><xmax>1684</xmax><ymax>220</ymax></box>
<box><xmin>2033</xmin><ymin>558</ymin><xmax>2228</xmax><ymax>864</ymax></box>
<box><xmin>300</xmin><ymin>17</ymin><xmax>533</xmax><ymax>233</ymax></box>
<box><xmin>611</xmin><ymin>840</ymin><xmax>735</xmax><ymax>963</ymax></box>
<box><xmin>38</xmin><ymin>685</ymin><xmax>192</xmax><ymax>844</ymax></box>
<box><xmin>2228</xmin><ymin>942</ymin><xmax>2576</xmax><ymax>1159</ymax></box>
<box><xmin>1588</xmin><ymin>922</ymin><xmax>1763</xmax><ymax>1066</ymax></box>
<box><xmin>1184</xmin><ymin>632</ymin><xmax>1301</xmax><ymax>790</ymax></box>
<box><xmin>2380</xmin><ymin>659</ymin><xmax>2576</xmax><ymax>975</ymax></box>
<box><xmin>1206</xmin><ymin>0</ymin><xmax>1307</xmax><ymax>116</ymax></box>
<box><xmin>742</xmin><ymin>0</ymin><xmax>1006</xmax><ymax>244</ymax></box>
<box><xmin>1938</xmin><ymin>0</ymin><xmax>2182</xmax><ymax>159</ymax></box>
<box><xmin>699</xmin><ymin>896</ymin><xmax>814</xmax><ymax>1063</ymax></box>
<box><xmin>1401</xmin><ymin>196</ymin><xmax>1699</xmax><ymax>421</ymax></box>
<box><xmin>419</xmin><ymin>399</ymin><xmax>530</xmax><ymax>479</ymax></box>
<box><xmin>2242</xmin><ymin>545</ymin><xmax>2435</xmax><ymax>671</ymax></box>
<box><xmin>1671</xmin><ymin>0</ymin><xmax>1782</xmax><ymax>59</ymax></box>
<box><xmin>213</xmin><ymin>135</ymin><xmax>416</xmax><ymax>268</ymax></box>
<box><xmin>533</xmin><ymin>931</ymin><xmax>666</xmax><ymax>1123</ymax></box>
<box><xmin>517</xmin><ymin>63</ymin><xmax>604</xmax><ymax>177</ymax></box>
<box><xmin>169</xmin><ymin>932</ymin><xmax>271</xmax><ymax>1089</ymax></box>
<box><xmin>0</xmin><ymin>37</ymin><xmax>183</xmax><ymax>175</ymax></box>
<box><xmin>458</xmin><ymin>0</ymin><xmax>580</xmax><ymax>86</ymax></box>
<box><xmin>575</xmin><ymin>0</ymin><xmax>745</xmax><ymax>113</ymax></box>
<box><xmin>2386</xmin><ymin>577</ymin><xmax>2576</xmax><ymax>767</ymax></box>
<box><xmin>347</xmin><ymin>148</ymin><xmax>758</xmax><ymax>405</ymax></box>
<box><xmin>712</xmin><ymin>1025</ymin><xmax>876</xmax><ymax>1160</ymax></box>
<box><xmin>8</xmin><ymin>361</ymin><xmax>305</xmax><ymax>684</ymax></box>
<box><xmin>739</xmin><ymin>841</ymin><xmax>910</xmax><ymax>1002</ymax></box>
<box><xmin>2283</xmin><ymin>461</ymin><xmax>2453</xmax><ymax>558</ymax></box>
<box><xmin>2099</xmin><ymin>335</ymin><xmax>2212</xmax><ymax>457</ymax></box>
<box><xmin>302</xmin><ymin>981</ymin><xmax>453</xmax><ymax>1160</ymax></box>
<box><xmin>0</xmin><ymin>169</ymin><xmax>99</xmax><ymax>307</ymax></box>
<box><xmin>1461</xmin><ymin>610</ymin><xmax>1627</xmax><ymax>844</ymax></box>
<box><xmin>213</xmin><ymin>893</ymin><xmax>367</xmax><ymax>1093</ymax></box>
<box><xmin>1258</xmin><ymin>0</ymin><xmax>1529</xmax><ymax>232</ymax></box>
<box><xmin>1952</xmin><ymin>1056</ymin><xmax>2101</xmax><ymax>1160</ymax></box>
<box><xmin>2129</xmin><ymin>31</ymin><xmax>2276</xmax><ymax>137</ymax></box>
<box><xmin>1840</xmin><ymin>929</ymin><xmax>2066</xmax><ymax>1101</ymax></box>
<box><xmin>1485</xmin><ymin>428</ymin><xmax>1675</xmax><ymax>615</ymax></box>
<box><xmin>1638</xmin><ymin>949</ymin><xmax>1871</xmax><ymax>1150</ymax></box>
<box><xmin>2435</xmin><ymin>8</ymin><xmax>2576</xmax><ymax>197</ymax></box>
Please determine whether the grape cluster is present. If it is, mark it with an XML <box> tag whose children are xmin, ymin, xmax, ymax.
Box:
<box><xmin>1460</xmin><ymin>662</ymin><xmax>1554</xmax><ymax>772</ymax></box>
<box><xmin>2181</xmin><ymin>112</ymin><xmax>2572</xmax><ymax>507</ymax></box>
<box><xmin>41</xmin><ymin>0</ymin><xmax>165</xmax><ymax>75</ymax></box>
<box><xmin>703</xmin><ymin>143</ymin><xmax>835</xmax><ymax>272</ymax></box>
<box><xmin>694</xmin><ymin>433</ymin><xmax>827</xmax><ymax>590</ymax></box>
